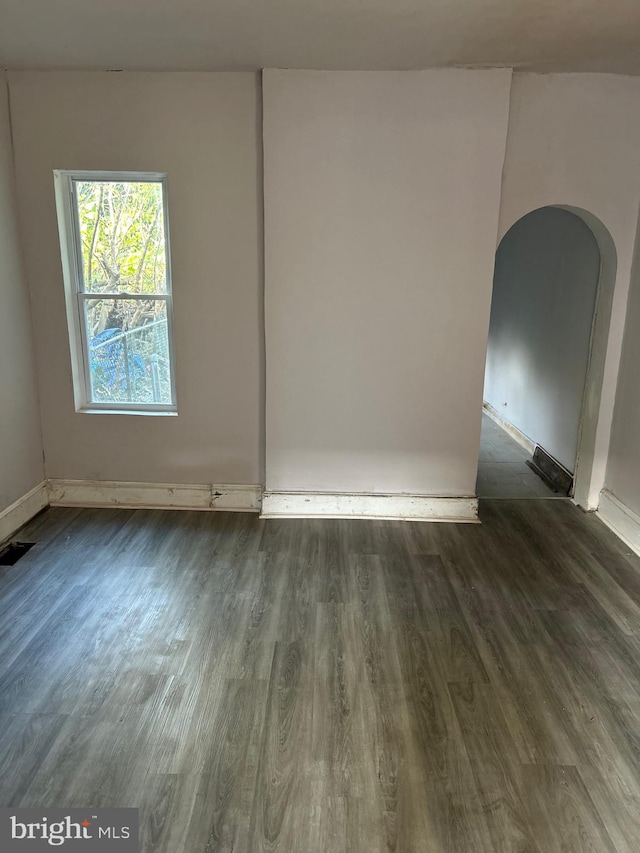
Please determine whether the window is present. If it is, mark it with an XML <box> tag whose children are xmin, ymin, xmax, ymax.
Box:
<box><xmin>54</xmin><ymin>171</ymin><xmax>177</xmax><ymax>413</ymax></box>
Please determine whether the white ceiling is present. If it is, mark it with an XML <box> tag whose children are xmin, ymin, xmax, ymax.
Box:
<box><xmin>3</xmin><ymin>0</ymin><xmax>640</xmax><ymax>74</ymax></box>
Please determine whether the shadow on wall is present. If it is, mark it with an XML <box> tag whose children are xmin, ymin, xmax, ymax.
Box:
<box><xmin>482</xmin><ymin>205</ymin><xmax>617</xmax><ymax>505</ymax></box>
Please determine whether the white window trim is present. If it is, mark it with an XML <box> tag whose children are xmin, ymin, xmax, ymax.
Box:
<box><xmin>54</xmin><ymin>170</ymin><xmax>178</xmax><ymax>415</ymax></box>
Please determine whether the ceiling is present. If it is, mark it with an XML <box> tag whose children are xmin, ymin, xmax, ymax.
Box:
<box><xmin>3</xmin><ymin>0</ymin><xmax>640</xmax><ymax>74</ymax></box>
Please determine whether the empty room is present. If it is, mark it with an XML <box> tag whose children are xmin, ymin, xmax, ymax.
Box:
<box><xmin>2</xmin><ymin>2</ymin><xmax>640</xmax><ymax>851</ymax></box>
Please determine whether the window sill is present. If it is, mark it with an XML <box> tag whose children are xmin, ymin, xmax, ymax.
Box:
<box><xmin>77</xmin><ymin>408</ymin><xmax>178</xmax><ymax>417</ymax></box>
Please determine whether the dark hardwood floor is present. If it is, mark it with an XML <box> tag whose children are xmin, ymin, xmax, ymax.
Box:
<box><xmin>2</xmin><ymin>500</ymin><xmax>640</xmax><ymax>851</ymax></box>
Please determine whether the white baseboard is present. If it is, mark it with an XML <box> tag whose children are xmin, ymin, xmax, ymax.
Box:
<box><xmin>260</xmin><ymin>491</ymin><xmax>478</xmax><ymax>522</ymax></box>
<box><xmin>2</xmin><ymin>481</ymin><xmax>479</xmax><ymax>528</ymax></box>
<box><xmin>597</xmin><ymin>489</ymin><xmax>640</xmax><ymax>558</ymax></box>
<box><xmin>47</xmin><ymin>480</ymin><xmax>262</xmax><ymax>513</ymax></box>
<box><xmin>0</xmin><ymin>481</ymin><xmax>49</xmax><ymax>544</ymax></box>
<box><xmin>482</xmin><ymin>401</ymin><xmax>535</xmax><ymax>455</ymax></box>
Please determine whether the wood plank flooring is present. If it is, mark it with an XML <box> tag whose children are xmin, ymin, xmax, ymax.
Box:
<box><xmin>2</xmin><ymin>500</ymin><xmax>640</xmax><ymax>851</ymax></box>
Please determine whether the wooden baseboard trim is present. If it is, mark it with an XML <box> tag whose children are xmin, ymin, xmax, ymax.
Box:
<box><xmin>47</xmin><ymin>480</ymin><xmax>262</xmax><ymax>512</ymax></box>
<box><xmin>1</xmin><ymin>481</ymin><xmax>480</xmax><ymax>527</ymax></box>
<box><xmin>0</xmin><ymin>481</ymin><xmax>49</xmax><ymax>545</ymax></box>
<box><xmin>597</xmin><ymin>489</ymin><xmax>640</xmax><ymax>558</ymax></box>
<box><xmin>260</xmin><ymin>491</ymin><xmax>478</xmax><ymax>522</ymax></box>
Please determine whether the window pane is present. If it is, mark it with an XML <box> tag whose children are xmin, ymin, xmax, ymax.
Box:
<box><xmin>74</xmin><ymin>180</ymin><xmax>167</xmax><ymax>294</ymax></box>
<box><xmin>84</xmin><ymin>298</ymin><xmax>172</xmax><ymax>405</ymax></box>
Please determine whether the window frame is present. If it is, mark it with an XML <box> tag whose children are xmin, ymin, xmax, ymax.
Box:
<box><xmin>54</xmin><ymin>170</ymin><xmax>178</xmax><ymax>415</ymax></box>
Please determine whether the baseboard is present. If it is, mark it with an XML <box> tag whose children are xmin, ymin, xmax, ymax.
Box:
<box><xmin>47</xmin><ymin>480</ymin><xmax>262</xmax><ymax>513</ymax></box>
<box><xmin>0</xmin><ymin>481</ymin><xmax>49</xmax><ymax>545</ymax></box>
<box><xmin>482</xmin><ymin>401</ymin><xmax>535</xmax><ymax>455</ymax></box>
<box><xmin>260</xmin><ymin>491</ymin><xmax>479</xmax><ymax>522</ymax></box>
<box><xmin>3</xmin><ymin>480</ymin><xmax>478</xmax><ymax>524</ymax></box>
<box><xmin>597</xmin><ymin>489</ymin><xmax>640</xmax><ymax>558</ymax></box>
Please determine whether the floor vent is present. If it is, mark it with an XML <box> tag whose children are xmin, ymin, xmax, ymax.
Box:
<box><xmin>0</xmin><ymin>542</ymin><xmax>36</xmax><ymax>566</ymax></box>
<box><xmin>527</xmin><ymin>446</ymin><xmax>573</xmax><ymax>496</ymax></box>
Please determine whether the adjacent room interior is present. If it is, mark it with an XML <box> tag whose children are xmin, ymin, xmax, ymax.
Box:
<box><xmin>2</xmin><ymin>4</ymin><xmax>640</xmax><ymax>851</ymax></box>
<box><xmin>478</xmin><ymin>205</ymin><xmax>605</xmax><ymax>499</ymax></box>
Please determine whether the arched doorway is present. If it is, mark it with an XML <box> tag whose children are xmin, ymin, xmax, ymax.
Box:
<box><xmin>478</xmin><ymin>206</ymin><xmax>617</xmax><ymax>503</ymax></box>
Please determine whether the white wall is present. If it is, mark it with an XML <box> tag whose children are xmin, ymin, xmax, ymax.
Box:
<box><xmin>9</xmin><ymin>72</ymin><xmax>263</xmax><ymax>486</ymax></box>
<box><xmin>499</xmin><ymin>72</ymin><xmax>640</xmax><ymax>507</ymax></box>
<box><xmin>605</xmin><ymin>227</ymin><xmax>640</xmax><ymax>517</ymax></box>
<box><xmin>263</xmin><ymin>69</ymin><xmax>512</xmax><ymax>496</ymax></box>
<box><xmin>0</xmin><ymin>75</ymin><xmax>44</xmax><ymax>513</ymax></box>
<box><xmin>6</xmin><ymin>68</ymin><xmax>640</xmax><ymax>518</ymax></box>
<box><xmin>484</xmin><ymin>207</ymin><xmax>600</xmax><ymax>473</ymax></box>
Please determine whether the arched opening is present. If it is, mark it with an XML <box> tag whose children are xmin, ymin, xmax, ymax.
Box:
<box><xmin>478</xmin><ymin>205</ymin><xmax>617</xmax><ymax>505</ymax></box>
